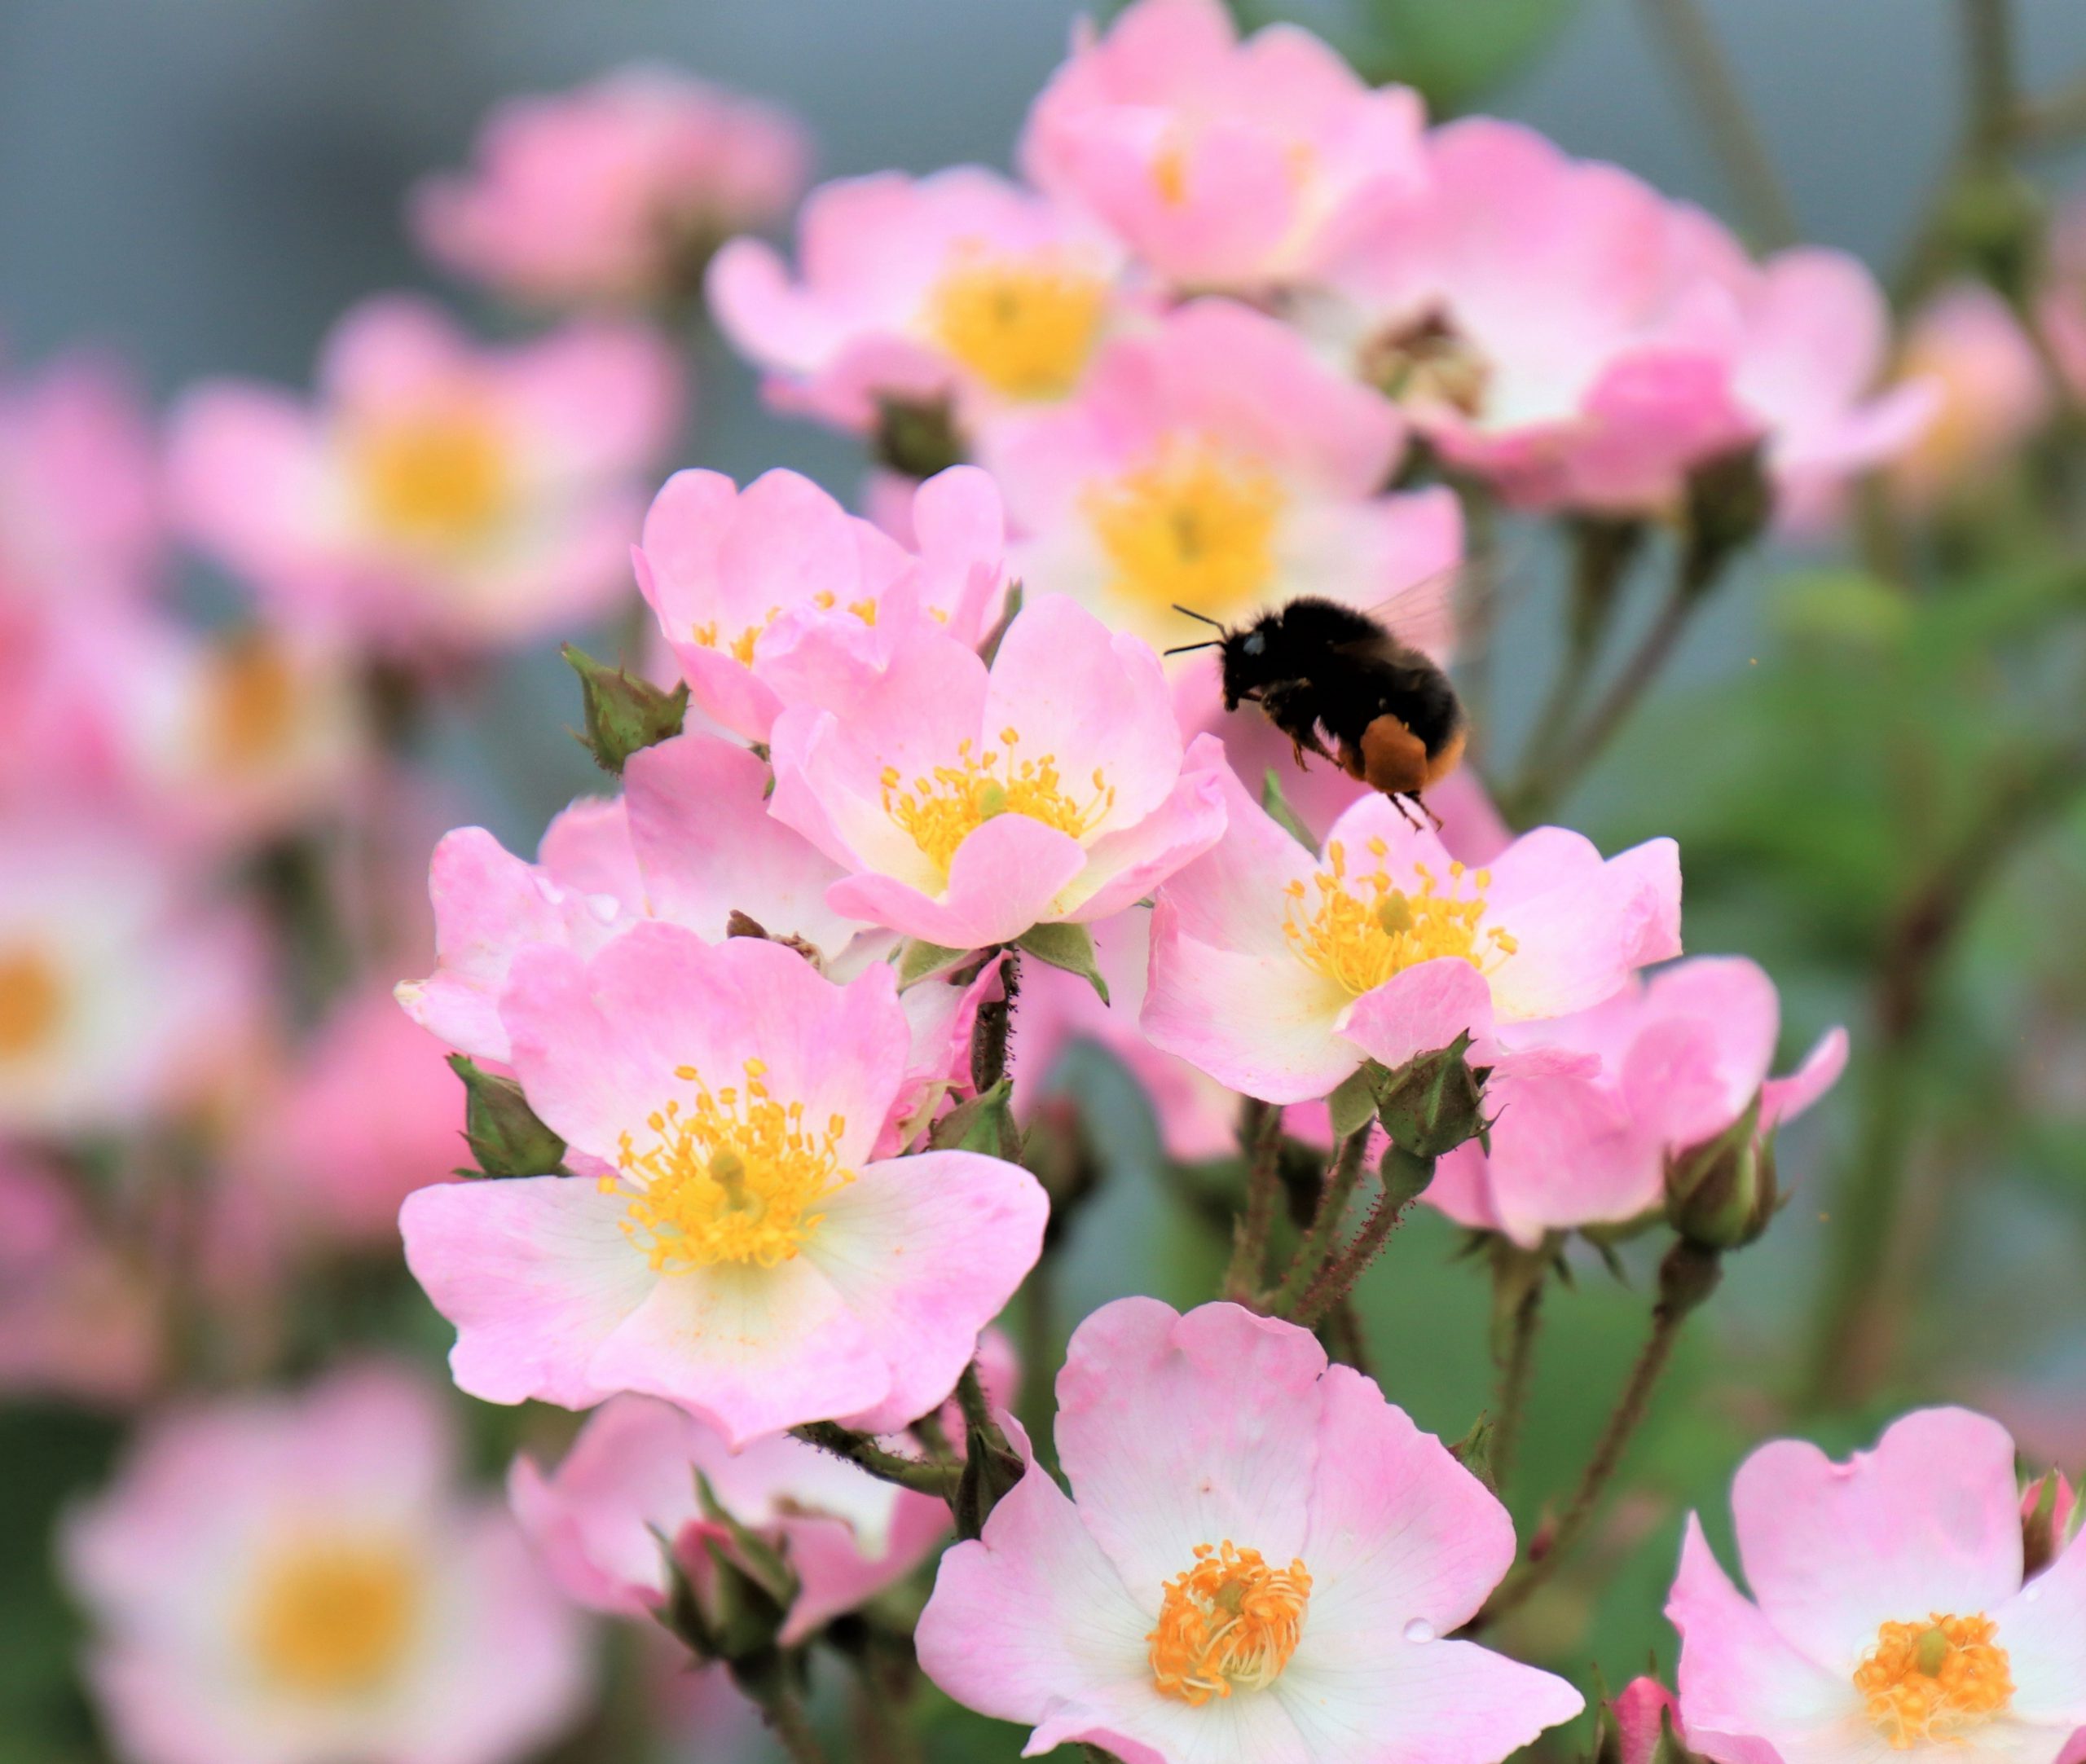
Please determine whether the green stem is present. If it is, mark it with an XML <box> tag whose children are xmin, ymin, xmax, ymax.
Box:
<box><xmin>1222</xmin><ymin>1097</ymin><xmax>1286</xmax><ymax>1302</ymax></box>
<box><xmin>1635</xmin><ymin>0</ymin><xmax>1801</xmax><ymax>249</ymax></box>
<box><xmin>1962</xmin><ymin>0</ymin><xmax>2018</xmax><ymax>165</ymax></box>
<box><xmin>792</xmin><ymin>1423</ymin><xmax>960</xmax><ymax>1500</ymax></box>
<box><xmin>1290</xmin><ymin>1147</ymin><xmax>1433</xmax><ymax>1327</ymax></box>
<box><xmin>1476</xmin><ymin>1242</ymin><xmax>1721</xmax><ymax>1630</ymax></box>
<box><xmin>1490</xmin><ymin>1264</ymin><xmax>1547</xmax><ymax>1494</ymax></box>
<box><xmin>1265</xmin><ymin>1127</ymin><xmax>1371</xmax><ymax>1315</ymax></box>
<box><xmin>748</xmin><ymin>1678</ymin><xmax>830</xmax><ymax>1764</ymax></box>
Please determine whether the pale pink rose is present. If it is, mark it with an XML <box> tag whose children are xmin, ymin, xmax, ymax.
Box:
<box><xmin>769</xmin><ymin>592</ymin><xmax>1229</xmax><ymax>949</ymax></box>
<box><xmin>0</xmin><ymin>814</ymin><xmax>265</xmax><ymax>1137</ymax></box>
<box><xmin>0</xmin><ymin>1151</ymin><xmax>161</xmax><ymax>1406</ymax></box>
<box><xmin>918</xmin><ymin>1297</ymin><xmax>1582</xmax><ymax>1763</ymax></box>
<box><xmin>635</xmin><ymin>464</ymin><xmax>1010</xmax><ymax>742</ymax></box>
<box><xmin>1427</xmin><ymin>956</ymin><xmax>1847</xmax><ymax>1247</ymax></box>
<box><xmin>412</xmin><ymin>65</ymin><xmax>809</xmax><ymax>310</ymax></box>
<box><xmin>1142</xmin><ymin>759</ymin><xmax>1680</xmax><ymax>1104</ymax></box>
<box><xmin>399</xmin><ymin>927</ymin><xmax>1047</xmax><ymax>1443</ymax></box>
<box><xmin>169</xmin><ymin>295</ymin><xmax>680</xmax><ymax>654</ymax></box>
<box><xmin>2033</xmin><ymin>196</ymin><xmax>2086</xmax><ymax>407</ymax></box>
<box><xmin>1890</xmin><ymin>282</ymin><xmax>2052</xmax><ymax>508</ymax></box>
<box><xmin>1613</xmin><ymin>1677</ymin><xmax>1688</xmax><ymax>1764</ymax></box>
<box><xmin>984</xmin><ymin>299</ymin><xmax>1451</xmax><ymax>658</ymax></box>
<box><xmin>709</xmin><ymin>167</ymin><xmax>1128</xmax><ymax>433</ymax></box>
<box><xmin>1309</xmin><ymin>118</ymin><xmax>1758</xmax><ymax>516</ymax></box>
<box><xmin>235</xmin><ymin>983</ymin><xmax>464</xmax><ymax>1250</ymax></box>
<box><xmin>62</xmin><ymin>1364</ymin><xmax>591</xmax><ymax>1764</ymax></box>
<box><xmin>1019</xmin><ymin>0</ymin><xmax>1427</xmax><ymax>289</ymax></box>
<box><xmin>1669</xmin><ymin>1407</ymin><xmax>2086</xmax><ymax>1764</ymax></box>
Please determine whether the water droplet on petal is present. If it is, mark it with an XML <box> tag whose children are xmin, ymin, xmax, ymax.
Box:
<box><xmin>1402</xmin><ymin>1618</ymin><xmax>1435</xmax><ymax>1644</ymax></box>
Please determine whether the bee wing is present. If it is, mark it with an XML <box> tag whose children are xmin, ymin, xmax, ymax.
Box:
<box><xmin>1358</xmin><ymin>557</ymin><xmax>1500</xmax><ymax>665</ymax></box>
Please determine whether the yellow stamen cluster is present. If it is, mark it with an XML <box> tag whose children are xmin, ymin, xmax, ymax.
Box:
<box><xmin>204</xmin><ymin>632</ymin><xmax>299</xmax><ymax>770</ymax></box>
<box><xmin>1854</xmin><ymin>1612</ymin><xmax>2013</xmax><ymax>1749</ymax></box>
<box><xmin>605</xmin><ymin>1058</ymin><xmax>852</xmax><ymax>1271</ymax></box>
<box><xmin>0</xmin><ymin>944</ymin><xmax>64</xmax><ymax>1061</ymax></box>
<box><xmin>1085</xmin><ymin>436</ymin><xmax>1284</xmax><ymax>620</ymax></box>
<box><xmin>926</xmin><ymin>247</ymin><xmax>1108</xmax><ymax>402</ymax></box>
<box><xmin>350</xmin><ymin>410</ymin><xmax>509</xmax><ymax>550</ymax></box>
<box><xmin>1148</xmin><ymin>1542</ymin><xmax>1311</xmax><ymax>1706</ymax></box>
<box><xmin>881</xmin><ymin>728</ymin><xmax>1114</xmax><ymax>880</ymax></box>
<box><xmin>244</xmin><ymin>1537</ymin><xmax>419</xmax><ymax>1699</ymax></box>
<box><xmin>692</xmin><ymin>591</ymin><xmax>877</xmax><ymax>667</ymax></box>
<box><xmin>1283</xmin><ymin>842</ymin><xmax>1516</xmax><ymax>997</ymax></box>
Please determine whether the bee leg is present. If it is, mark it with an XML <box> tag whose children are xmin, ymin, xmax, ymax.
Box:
<box><xmin>1406</xmin><ymin>794</ymin><xmax>1446</xmax><ymax>833</ymax></box>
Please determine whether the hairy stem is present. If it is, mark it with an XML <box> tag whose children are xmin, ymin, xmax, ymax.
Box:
<box><xmin>1490</xmin><ymin>1264</ymin><xmax>1547</xmax><ymax>1494</ymax></box>
<box><xmin>1222</xmin><ymin>1097</ymin><xmax>1287</xmax><ymax>1302</ymax></box>
<box><xmin>792</xmin><ymin>1423</ymin><xmax>960</xmax><ymax>1501</ymax></box>
<box><xmin>1290</xmin><ymin>1148</ymin><xmax>1433</xmax><ymax>1327</ymax></box>
<box><xmin>1266</xmin><ymin>1127</ymin><xmax>1371</xmax><ymax>1315</ymax></box>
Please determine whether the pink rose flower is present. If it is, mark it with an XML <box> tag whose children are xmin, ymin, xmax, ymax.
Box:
<box><xmin>1427</xmin><ymin>956</ymin><xmax>1847</xmax><ymax>1247</ymax></box>
<box><xmin>169</xmin><ymin>295</ymin><xmax>680</xmax><ymax>655</ymax></box>
<box><xmin>412</xmin><ymin>65</ymin><xmax>809</xmax><ymax>310</ymax></box>
<box><xmin>61</xmin><ymin>1364</ymin><xmax>591</xmax><ymax>1764</ymax></box>
<box><xmin>399</xmin><ymin>926</ymin><xmax>1047</xmax><ymax>1443</ymax></box>
<box><xmin>1669</xmin><ymin>1407</ymin><xmax>2086</xmax><ymax>1764</ymax></box>
<box><xmin>1019</xmin><ymin>0</ymin><xmax>1427</xmax><ymax>289</ymax></box>
<box><xmin>916</xmin><ymin>1297</ymin><xmax>1582</xmax><ymax>1763</ymax></box>
<box><xmin>1890</xmin><ymin>282</ymin><xmax>2051</xmax><ymax>509</ymax></box>
<box><xmin>1143</xmin><ymin>759</ymin><xmax>1680</xmax><ymax>1103</ymax></box>
<box><xmin>708</xmin><ymin>167</ymin><xmax>1126</xmax><ymax>433</ymax></box>
<box><xmin>769</xmin><ymin>592</ymin><xmax>1230</xmax><ymax>949</ymax></box>
<box><xmin>635</xmin><ymin>464</ymin><xmax>1010</xmax><ymax>743</ymax></box>
<box><xmin>984</xmin><ymin>299</ymin><xmax>1455</xmax><ymax>657</ymax></box>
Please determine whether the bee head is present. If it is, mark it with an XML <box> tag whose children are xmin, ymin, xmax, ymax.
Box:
<box><xmin>1219</xmin><ymin>612</ymin><xmax>1284</xmax><ymax>710</ymax></box>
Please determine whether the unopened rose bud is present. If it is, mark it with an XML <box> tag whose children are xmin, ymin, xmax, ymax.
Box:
<box><xmin>1599</xmin><ymin>1677</ymin><xmax>1701</xmax><ymax>1764</ymax></box>
<box><xmin>1682</xmin><ymin>442</ymin><xmax>1772</xmax><ymax>593</ymax></box>
<box><xmin>661</xmin><ymin>1474</ymin><xmax>800</xmax><ymax>1664</ymax></box>
<box><xmin>873</xmin><ymin>394</ymin><xmax>966</xmax><ymax>480</ymax></box>
<box><xmin>561</xmin><ymin>643</ymin><xmax>689</xmax><ymax>775</ymax></box>
<box><xmin>2022</xmin><ymin>1468</ymin><xmax>2079</xmax><ymax>1580</ymax></box>
<box><xmin>447</xmin><ymin>1054</ymin><xmax>567</xmax><ymax>1177</ymax></box>
<box><xmin>1665</xmin><ymin>1100</ymin><xmax>1776</xmax><ymax>1251</ymax></box>
<box><xmin>1374</xmin><ymin>1032</ymin><xmax>1491</xmax><ymax>1159</ymax></box>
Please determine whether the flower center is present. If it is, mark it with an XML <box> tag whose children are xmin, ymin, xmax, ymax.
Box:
<box><xmin>1283</xmin><ymin>842</ymin><xmax>1517</xmax><ymax>997</ymax></box>
<box><xmin>204</xmin><ymin>632</ymin><xmax>299</xmax><ymax>770</ymax></box>
<box><xmin>926</xmin><ymin>246</ymin><xmax>1108</xmax><ymax>402</ymax></box>
<box><xmin>244</xmin><ymin>1536</ymin><xmax>419</xmax><ymax>1699</ymax></box>
<box><xmin>1149</xmin><ymin>1541</ymin><xmax>1311</xmax><ymax>1706</ymax></box>
<box><xmin>693</xmin><ymin>592</ymin><xmax>878</xmax><ymax>668</ymax></box>
<box><xmin>350</xmin><ymin>408</ymin><xmax>510</xmax><ymax>550</ymax></box>
<box><xmin>0</xmin><ymin>944</ymin><xmax>65</xmax><ymax>1061</ymax></box>
<box><xmin>1085</xmin><ymin>436</ymin><xmax>1284</xmax><ymax>621</ymax></box>
<box><xmin>880</xmin><ymin>728</ymin><xmax>1115</xmax><ymax>882</ymax></box>
<box><xmin>1360</xmin><ymin>310</ymin><xmax>1490</xmax><ymax>418</ymax></box>
<box><xmin>1854</xmin><ymin>1613</ymin><xmax>2013</xmax><ymax>1749</ymax></box>
<box><xmin>604</xmin><ymin>1058</ymin><xmax>853</xmax><ymax>1271</ymax></box>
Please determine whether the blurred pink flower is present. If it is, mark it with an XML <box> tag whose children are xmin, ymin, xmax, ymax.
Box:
<box><xmin>1669</xmin><ymin>1407</ymin><xmax>2086</xmax><ymax>1763</ymax></box>
<box><xmin>399</xmin><ymin>926</ymin><xmax>1047</xmax><ymax>1443</ymax></box>
<box><xmin>62</xmin><ymin>1363</ymin><xmax>591</xmax><ymax>1764</ymax></box>
<box><xmin>709</xmin><ymin>167</ymin><xmax>1127</xmax><ymax>433</ymax></box>
<box><xmin>413</xmin><ymin>65</ymin><xmax>809</xmax><ymax>310</ymax></box>
<box><xmin>917</xmin><ymin>1296</ymin><xmax>1582</xmax><ymax>1762</ymax></box>
<box><xmin>1890</xmin><ymin>281</ymin><xmax>2051</xmax><ymax>508</ymax></box>
<box><xmin>235</xmin><ymin>983</ymin><xmax>464</xmax><ymax>1251</ymax></box>
<box><xmin>1019</xmin><ymin>0</ymin><xmax>1427</xmax><ymax>289</ymax></box>
<box><xmin>769</xmin><ymin>593</ymin><xmax>1229</xmax><ymax>949</ymax></box>
<box><xmin>984</xmin><ymin>299</ymin><xmax>1453</xmax><ymax>657</ymax></box>
<box><xmin>1428</xmin><ymin>956</ymin><xmax>1847</xmax><ymax>1247</ymax></box>
<box><xmin>169</xmin><ymin>295</ymin><xmax>680</xmax><ymax>655</ymax></box>
<box><xmin>635</xmin><ymin>464</ymin><xmax>1010</xmax><ymax>742</ymax></box>
<box><xmin>1142</xmin><ymin>759</ymin><xmax>1680</xmax><ymax>1103</ymax></box>
<box><xmin>0</xmin><ymin>1151</ymin><xmax>161</xmax><ymax>1406</ymax></box>
<box><xmin>510</xmin><ymin>1392</ymin><xmax>950</xmax><ymax>1643</ymax></box>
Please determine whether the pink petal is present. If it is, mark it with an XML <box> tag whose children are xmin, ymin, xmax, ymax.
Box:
<box><xmin>825</xmin><ymin>812</ymin><xmax>1090</xmax><ymax>948</ymax></box>
<box><xmin>1761</xmin><ymin>1027</ymin><xmax>1848</xmax><ymax>1131</ymax></box>
<box><xmin>1995</xmin><ymin>1525</ymin><xmax>2086</xmax><ymax>1722</ymax></box>
<box><xmin>1340</xmin><ymin>957</ymin><xmax>1500</xmax><ymax>1071</ymax></box>
<box><xmin>1276</xmin><ymin>1637</ymin><xmax>1583</xmax><ymax>1764</ymax></box>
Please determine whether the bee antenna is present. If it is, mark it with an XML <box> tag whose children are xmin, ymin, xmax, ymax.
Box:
<box><xmin>1163</xmin><ymin>640</ymin><xmax>1221</xmax><ymax>656</ymax></box>
<box><xmin>1170</xmin><ymin>604</ymin><xmax>1226</xmax><ymax>630</ymax></box>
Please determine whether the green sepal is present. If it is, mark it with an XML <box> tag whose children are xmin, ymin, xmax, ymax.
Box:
<box><xmin>928</xmin><ymin>1077</ymin><xmax>1020</xmax><ymax>1160</ymax></box>
<box><xmin>897</xmin><ymin>938</ymin><xmax>974</xmax><ymax>989</ymax></box>
<box><xmin>979</xmin><ymin>583</ymin><xmax>1024</xmax><ymax>666</ymax></box>
<box><xmin>561</xmin><ymin>642</ymin><xmax>688</xmax><ymax>775</ymax></box>
<box><xmin>1016</xmin><ymin>921</ymin><xmax>1108</xmax><ymax>1004</ymax></box>
<box><xmin>1260</xmin><ymin>768</ymin><xmax>1318</xmax><ymax>851</ymax></box>
<box><xmin>1326</xmin><ymin>1062</ymin><xmax>1382</xmax><ymax>1142</ymax></box>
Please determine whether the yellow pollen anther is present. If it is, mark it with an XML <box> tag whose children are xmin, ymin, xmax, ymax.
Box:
<box><xmin>1854</xmin><ymin>1612</ymin><xmax>2013</xmax><ymax>1749</ymax></box>
<box><xmin>926</xmin><ymin>244</ymin><xmax>1109</xmax><ymax>402</ymax></box>
<box><xmin>1284</xmin><ymin>844</ymin><xmax>1516</xmax><ymax>997</ymax></box>
<box><xmin>601</xmin><ymin>1058</ymin><xmax>852</xmax><ymax>1271</ymax></box>
<box><xmin>244</xmin><ymin>1536</ymin><xmax>419</xmax><ymax>1698</ymax></box>
<box><xmin>880</xmin><ymin>729</ymin><xmax>1115</xmax><ymax>881</ymax></box>
<box><xmin>1149</xmin><ymin>1542</ymin><xmax>1311</xmax><ymax>1706</ymax></box>
<box><xmin>350</xmin><ymin>409</ymin><xmax>510</xmax><ymax>550</ymax></box>
<box><xmin>1085</xmin><ymin>435</ymin><xmax>1284</xmax><ymax>622</ymax></box>
<box><xmin>0</xmin><ymin>944</ymin><xmax>65</xmax><ymax>1061</ymax></box>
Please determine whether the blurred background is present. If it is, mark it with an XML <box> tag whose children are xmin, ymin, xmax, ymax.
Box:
<box><xmin>7</xmin><ymin>3</ymin><xmax>2086</xmax><ymax>1762</ymax></box>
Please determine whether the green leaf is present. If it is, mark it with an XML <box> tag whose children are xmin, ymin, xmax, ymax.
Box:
<box><xmin>897</xmin><ymin>938</ymin><xmax>975</xmax><ymax>988</ymax></box>
<box><xmin>1016</xmin><ymin>921</ymin><xmax>1110</xmax><ymax>1004</ymax></box>
<box><xmin>561</xmin><ymin>643</ymin><xmax>687</xmax><ymax>775</ymax></box>
<box><xmin>1261</xmin><ymin>768</ymin><xmax>1318</xmax><ymax>850</ymax></box>
<box><xmin>1314</xmin><ymin>0</ymin><xmax>1584</xmax><ymax>112</ymax></box>
<box><xmin>1326</xmin><ymin>1062</ymin><xmax>1382</xmax><ymax>1142</ymax></box>
<box><xmin>448</xmin><ymin>1054</ymin><xmax>566</xmax><ymax>1177</ymax></box>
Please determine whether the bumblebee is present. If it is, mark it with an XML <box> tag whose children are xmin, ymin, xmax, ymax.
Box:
<box><xmin>1168</xmin><ymin>593</ymin><xmax>1467</xmax><ymax>823</ymax></box>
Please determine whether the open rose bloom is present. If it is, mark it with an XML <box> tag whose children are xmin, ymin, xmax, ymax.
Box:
<box><xmin>1669</xmin><ymin>1408</ymin><xmax>2086</xmax><ymax>1764</ymax></box>
<box><xmin>918</xmin><ymin>1298</ymin><xmax>1583</xmax><ymax>1763</ymax></box>
<box><xmin>62</xmin><ymin>1366</ymin><xmax>589</xmax><ymax>1764</ymax></box>
<box><xmin>169</xmin><ymin>295</ymin><xmax>680</xmax><ymax>653</ymax></box>
<box><xmin>400</xmin><ymin>927</ymin><xmax>1047</xmax><ymax>1442</ymax></box>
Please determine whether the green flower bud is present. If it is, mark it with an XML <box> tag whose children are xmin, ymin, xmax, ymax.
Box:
<box><xmin>1665</xmin><ymin>1098</ymin><xmax>1776</xmax><ymax>1251</ymax></box>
